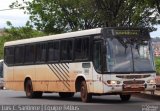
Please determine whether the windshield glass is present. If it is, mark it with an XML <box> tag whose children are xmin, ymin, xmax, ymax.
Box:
<box><xmin>132</xmin><ymin>42</ymin><xmax>154</xmax><ymax>72</ymax></box>
<box><xmin>106</xmin><ymin>38</ymin><xmax>155</xmax><ymax>73</ymax></box>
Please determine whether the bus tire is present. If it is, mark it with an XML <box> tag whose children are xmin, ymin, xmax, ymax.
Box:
<box><xmin>59</xmin><ymin>92</ymin><xmax>74</xmax><ymax>98</ymax></box>
<box><xmin>80</xmin><ymin>81</ymin><xmax>92</xmax><ymax>102</ymax></box>
<box><xmin>25</xmin><ymin>79</ymin><xmax>43</xmax><ymax>98</ymax></box>
<box><xmin>120</xmin><ymin>94</ymin><xmax>131</xmax><ymax>101</ymax></box>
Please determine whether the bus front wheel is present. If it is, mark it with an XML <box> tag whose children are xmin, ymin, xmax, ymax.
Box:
<box><xmin>120</xmin><ymin>94</ymin><xmax>131</xmax><ymax>101</ymax></box>
<box><xmin>80</xmin><ymin>81</ymin><xmax>92</xmax><ymax>102</ymax></box>
<box><xmin>25</xmin><ymin>79</ymin><xmax>42</xmax><ymax>98</ymax></box>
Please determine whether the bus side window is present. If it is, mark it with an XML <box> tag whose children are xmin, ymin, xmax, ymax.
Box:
<box><xmin>93</xmin><ymin>41</ymin><xmax>102</xmax><ymax>73</ymax></box>
<box><xmin>14</xmin><ymin>46</ymin><xmax>25</xmax><ymax>64</ymax></box>
<box><xmin>61</xmin><ymin>39</ymin><xmax>73</xmax><ymax>61</ymax></box>
<box><xmin>0</xmin><ymin>61</ymin><xmax>3</xmax><ymax>78</ymax></box>
<box><xmin>4</xmin><ymin>47</ymin><xmax>14</xmax><ymax>65</ymax></box>
<box><xmin>74</xmin><ymin>37</ymin><xmax>90</xmax><ymax>60</ymax></box>
<box><xmin>25</xmin><ymin>45</ymin><xmax>36</xmax><ymax>63</ymax></box>
<box><xmin>48</xmin><ymin>41</ymin><xmax>60</xmax><ymax>62</ymax></box>
<box><xmin>36</xmin><ymin>43</ymin><xmax>47</xmax><ymax>63</ymax></box>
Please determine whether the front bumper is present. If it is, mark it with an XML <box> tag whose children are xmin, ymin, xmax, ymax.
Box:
<box><xmin>103</xmin><ymin>83</ymin><xmax>156</xmax><ymax>93</ymax></box>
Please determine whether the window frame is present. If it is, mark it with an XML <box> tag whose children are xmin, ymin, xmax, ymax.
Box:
<box><xmin>93</xmin><ymin>40</ymin><xmax>103</xmax><ymax>74</ymax></box>
<box><xmin>60</xmin><ymin>38</ymin><xmax>73</xmax><ymax>62</ymax></box>
<box><xmin>47</xmin><ymin>40</ymin><xmax>60</xmax><ymax>63</ymax></box>
<box><xmin>35</xmin><ymin>42</ymin><xmax>47</xmax><ymax>64</ymax></box>
<box><xmin>24</xmin><ymin>44</ymin><xmax>36</xmax><ymax>64</ymax></box>
<box><xmin>4</xmin><ymin>46</ymin><xmax>15</xmax><ymax>66</ymax></box>
<box><xmin>4</xmin><ymin>34</ymin><xmax>97</xmax><ymax>66</ymax></box>
<box><xmin>74</xmin><ymin>36</ymin><xmax>91</xmax><ymax>62</ymax></box>
<box><xmin>14</xmin><ymin>45</ymin><xmax>25</xmax><ymax>65</ymax></box>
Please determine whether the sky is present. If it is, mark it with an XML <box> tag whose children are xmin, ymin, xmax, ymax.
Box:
<box><xmin>0</xmin><ymin>0</ymin><xmax>159</xmax><ymax>37</ymax></box>
<box><xmin>0</xmin><ymin>0</ymin><xmax>29</xmax><ymax>28</ymax></box>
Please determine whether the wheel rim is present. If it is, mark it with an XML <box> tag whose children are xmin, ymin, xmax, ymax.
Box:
<box><xmin>26</xmin><ymin>83</ymin><xmax>32</xmax><ymax>97</ymax></box>
<box><xmin>81</xmin><ymin>85</ymin><xmax>87</xmax><ymax>100</ymax></box>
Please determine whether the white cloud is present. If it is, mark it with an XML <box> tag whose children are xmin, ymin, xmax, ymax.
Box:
<box><xmin>150</xmin><ymin>25</ymin><xmax>160</xmax><ymax>37</ymax></box>
<box><xmin>0</xmin><ymin>0</ymin><xmax>29</xmax><ymax>28</ymax></box>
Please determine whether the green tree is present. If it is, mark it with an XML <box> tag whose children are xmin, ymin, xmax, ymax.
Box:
<box><xmin>10</xmin><ymin>0</ymin><xmax>160</xmax><ymax>33</ymax></box>
<box><xmin>141</xmin><ymin>0</ymin><xmax>160</xmax><ymax>14</ymax></box>
<box><xmin>11</xmin><ymin>0</ymin><xmax>104</xmax><ymax>33</ymax></box>
<box><xmin>94</xmin><ymin>0</ymin><xmax>159</xmax><ymax>29</ymax></box>
<box><xmin>155</xmin><ymin>57</ymin><xmax>160</xmax><ymax>75</ymax></box>
<box><xmin>0</xmin><ymin>21</ymin><xmax>46</xmax><ymax>59</ymax></box>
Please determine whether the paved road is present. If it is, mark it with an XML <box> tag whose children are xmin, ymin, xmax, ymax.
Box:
<box><xmin>0</xmin><ymin>90</ymin><xmax>160</xmax><ymax>111</ymax></box>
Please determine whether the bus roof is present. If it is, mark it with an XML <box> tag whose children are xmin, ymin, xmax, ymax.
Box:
<box><xmin>4</xmin><ymin>28</ymin><xmax>102</xmax><ymax>46</ymax></box>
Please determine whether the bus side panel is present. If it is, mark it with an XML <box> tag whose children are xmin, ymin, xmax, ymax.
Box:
<box><xmin>35</xmin><ymin>65</ymin><xmax>48</xmax><ymax>91</ymax></box>
<box><xmin>92</xmin><ymin>65</ymin><xmax>104</xmax><ymax>94</ymax></box>
<box><xmin>47</xmin><ymin>62</ymin><xmax>93</xmax><ymax>93</ymax></box>
<box><xmin>70</xmin><ymin>62</ymin><xmax>94</xmax><ymax>93</ymax></box>
<box><xmin>47</xmin><ymin>63</ymin><xmax>75</xmax><ymax>92</ymax></box>
<box><xmin>13</xmin><ymin>66</ymin><xmax>24</xmax><ymax>91</ymax></box>
<box><xmin>47</xmin><ymin>64</ymin><xmax>58</xmax><ymax>92</ymax></box>
<box><xmin>13</xmin><ymin>65</ymin><xmax>36</xmax><ymax>91</ymax></box>
<box><xmin>69</xmin><ymin>63</ymin><xmax>81</xmax><ymax>92</ymax></box>
<box><xmin>4</xmin><ymin>64</ymin><xmax>14</xmax><ymax>90</ymax></box>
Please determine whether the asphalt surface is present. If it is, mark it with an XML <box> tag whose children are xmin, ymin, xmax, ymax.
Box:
<box><xmin>0</xmin><ymin>90</ymin><xmax>160</xmax><ymax>111</ymax></box>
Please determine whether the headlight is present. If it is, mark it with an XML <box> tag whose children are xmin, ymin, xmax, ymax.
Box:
<box><xmin>147</xmin><ymin>79</ymin><xmax>156</xmax><ymax>84</ymax></box>
<box><xmin>107</xmin><ymin>80</ymin><xmax>121</xmax><ymax>85</ymax></box>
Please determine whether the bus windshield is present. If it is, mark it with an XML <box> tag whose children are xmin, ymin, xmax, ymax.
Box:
<box><xmin>106</xmin><ymin>38</ymin><xmax>155</xmax><ymax>73</ymax></box>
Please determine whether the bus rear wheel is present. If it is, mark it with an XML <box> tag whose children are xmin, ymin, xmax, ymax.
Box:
<box><xmin>25</xmin><ymin>79</ymin><xmax>43</xmax><ymax>98</ymax></box>
<box><xmin>80</xmin><ymin>81</ymin><xmax>92</xmax><ymax>102</ymax></box>
<box><xmin>59</xmin><ymin>92</ymin><xmax>74</xmax><ymax>98</ymax></box>
<box><xmin>120</xmin><ymin>94</ymin><xmax>131</xmax><ymax>101</ymax></box>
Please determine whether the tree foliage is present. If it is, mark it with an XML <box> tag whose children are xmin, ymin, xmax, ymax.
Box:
<box><xmin>155</xmin><ymin>57</ymin><xmax>160</xmax><ymax>75</ymax></box>
<box><xmin>94</xmin><ymin>0</ymin><xmax>159</xmax><ymax>29</ymax></box>
<box><xmin>11</xmin><ymin>0</ymin><xmax>105</xmax><ymax>33</ymax></box>
<box><xmin>142</xmin><ymin>0</ymin><xmax>160</xmax><ymax>14</ymax></box>
<box><xmin>10</xmin><ymin>0</ymin><xmax>160</xmax><ymax>33</ymax></box>
<box><xmin>0</xmin><ymin>21</ymin><xmax>46</xmax><ymax>59</ymax></box>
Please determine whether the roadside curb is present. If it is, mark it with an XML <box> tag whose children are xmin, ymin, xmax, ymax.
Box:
<box><xmin>134</xmin><ymin>93</ymin><xmax>160</xmax><ymax>100</ymax></box>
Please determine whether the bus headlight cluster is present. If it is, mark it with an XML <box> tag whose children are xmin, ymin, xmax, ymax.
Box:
<box><xmin>147</xmin><ymin>79</ymin><xmax>156</xmax><ymax>84</ymax></box>
<box><xmin>107</xmin><ymin>80</ymin><xmax>121</xmax><ymax>85</ymax></box>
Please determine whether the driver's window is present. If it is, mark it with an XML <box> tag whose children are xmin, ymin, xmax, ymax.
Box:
<box><xmin>93</xmin><ymin>41</ymin><xmax>102</xmax><ymax>73</ymax></box>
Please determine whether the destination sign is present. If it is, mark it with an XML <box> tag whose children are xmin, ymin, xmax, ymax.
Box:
<box><xmin>102</xmin><ymin>28</ymin><xmax>150</xmax><ymax>39</ymax></box>
<box><xmin>115</xmin><ymin>30</ymin><xmax>140</xmax><ymax>36</ymax></box>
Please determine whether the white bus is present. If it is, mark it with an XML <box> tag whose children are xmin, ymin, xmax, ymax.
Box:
<box><xmin>0</xmin><ymin>59</ymin><xmax>4</xmax><ymax>89</ymax></box>
<box><xmin>4</xmin><ymin>27</ymin><xmax>156</xmax><ymax>102</ymax></box>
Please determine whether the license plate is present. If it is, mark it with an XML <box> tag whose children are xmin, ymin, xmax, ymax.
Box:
<box><xmin>123</xmin><ymin>84</ymin><xmax>145</xmax><ymax>91</ymax></box>
<box><xmin>131</xmin><ymin>85</ymin><xmax>140</xmax><ymax>88</ymax></box>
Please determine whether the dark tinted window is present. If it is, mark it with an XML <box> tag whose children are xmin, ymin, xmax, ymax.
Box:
<box><xmin>4</xmin><ymin>47</ymin><xmax>14</xmax><ymax>65</ymax></box>
<box><xmin>15</xmin><ymin>46</ymin><xmax>25</xmax><ymax>64</ymax></box>
<box><xmin>25</xmin><ymin>45</ymin><xmax>35</xmax><ymax>63</ymax></box>
<box><xmin>93</xmin><ymin>41</ymin><xmax>102</xmax><ymax>72</ymax></box>
<box><xmin>61</xmin><ymin>40</ymin><xmax>73</xmax><ymax>61</ymax></box>
<box><xmin>0</xmin><ymin>61</ymin><xmax>3</xmax><ymax>77</ymax></box>
<box><xmin>48</xmin><ymin>41</ymin><xmax>60</xmax><ymax>62</ymax></box>
<box><xmin>75</xmin><ymin>37</ymin><xmax>90</xmax><ymax>60</ymax></box>
<box><xmin>36</xmin><ymin>43</ymin><xmax>47</xmax><ymax>63</ymax></box>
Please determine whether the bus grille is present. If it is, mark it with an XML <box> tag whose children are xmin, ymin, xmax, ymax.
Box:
<box><xmin>116</xmin><ymin>75</ymin><xmax>150</xmax><ymax>79</ymax></box>
<box><xmin>123</xmin><ymin>80</ymin><xmax>145</xmax><ymax>84</ymax></box>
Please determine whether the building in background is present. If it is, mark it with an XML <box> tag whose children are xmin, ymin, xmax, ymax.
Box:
<box><xmin>152</xmin><ymin>38</ymin><xmax>160</xmax><ymax>57</ymax></box>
